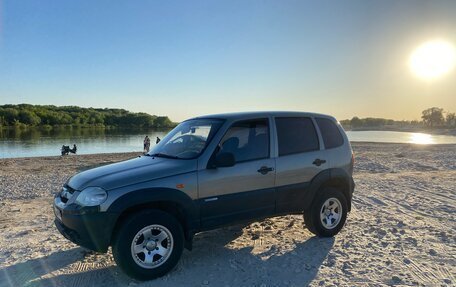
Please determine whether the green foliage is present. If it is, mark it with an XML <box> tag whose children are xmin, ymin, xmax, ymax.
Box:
<box><xmin>0</xmin><ymin>104</ymin><xmax>176</xmax><ymax>128</ymax></box>
<box><xmin>154</xmin><ymin>116</ymin><xmax>174</xmax><ymax>128</ymax></box>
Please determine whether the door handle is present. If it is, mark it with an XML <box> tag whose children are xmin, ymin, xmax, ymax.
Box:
<box><xmin>257</xmin><ymin>166</ymin><xmax>274</xmax><ymax>175</ymax></box>
<box><xmin>312</xmin><ymin>159</ymin><xmax>326</xmax><ymax>166</ymax></box>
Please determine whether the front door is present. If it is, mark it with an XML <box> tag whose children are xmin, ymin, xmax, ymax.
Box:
<box><xmin>198</xmin><ymin>118</ymin><xmax>275</xmax><ymax>229</ymax></box>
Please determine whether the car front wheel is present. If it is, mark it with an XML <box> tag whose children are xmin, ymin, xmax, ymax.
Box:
<box><xmin>112</xmin><ymin>210</ymin><xmax>184</xmax><ymax>280</ymax></box>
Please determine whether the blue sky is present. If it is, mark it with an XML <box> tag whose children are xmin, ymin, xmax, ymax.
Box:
<box><xmin>1</xmin><ymin>0</ymin><xmax>456</xmax><ymax>121</ymax></box>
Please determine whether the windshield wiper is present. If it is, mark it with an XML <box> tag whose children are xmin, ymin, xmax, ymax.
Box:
<box><xmin>148</xmin><ymin>153</ymin><xmax>180</xmax><ymax>159</ymax></box>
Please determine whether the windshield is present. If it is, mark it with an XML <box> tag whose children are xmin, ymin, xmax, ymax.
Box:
<box><xmin>147</xmin><ymin>119</ymin><xmax>224</xmax><ymax>159</ymax></box>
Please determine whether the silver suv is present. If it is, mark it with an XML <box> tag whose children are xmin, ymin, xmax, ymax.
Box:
<box><xmin>54</xmin><ymin>111</ymin><xmax>355</xmax><ymax>280</ymax></box>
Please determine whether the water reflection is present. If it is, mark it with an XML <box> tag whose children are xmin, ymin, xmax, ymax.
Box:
<box><xmin>0</xmin><ymin>127</ymin><xmax>171</xmax><ymax>158</ymax></box>
<box><xmin>1</xmin><ymin>128</ymin><xmax>456</xmax><ymax>159</ymax></box>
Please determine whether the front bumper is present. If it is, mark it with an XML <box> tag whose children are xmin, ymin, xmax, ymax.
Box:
<box><xmin>54</xmin><ymin>198</ymin><xmax>118</xmax><ymax>253</ymax></box>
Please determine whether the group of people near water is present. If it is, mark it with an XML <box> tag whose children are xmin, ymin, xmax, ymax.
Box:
<box><xmin>61</xmin><ymin>144</ymin><xmax>77</xmax><ymax>155</ymax></box>
<box><xmin>143</xmin><ymin>136</ymin><xmax>160</xmax><ymax>153</ymax></box>
<box><xmin>60</xmin><ymin>136</ymin><xmax>157</xmax><ymax>156</ymax></box>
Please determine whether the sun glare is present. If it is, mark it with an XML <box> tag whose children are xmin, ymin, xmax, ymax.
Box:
<box><xmin>409</xmin><ymin>40</ymin><xmax>456</xmax><ymax>80</ymax></box>
<box><xmin>409</xmin><ymin>133</ymin><xmax>433</xmax><ymax>145</ymax></box>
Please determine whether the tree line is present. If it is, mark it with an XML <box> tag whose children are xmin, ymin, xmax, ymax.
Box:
<box><xmin>340</xmin><ymin>107</ymin><xmax>456</xmax><ymax>130</ymax></box>
<box><xmin>0</xmin><ymin>104</ymin><xmax>176</xmax><ymax>129</ymax></box>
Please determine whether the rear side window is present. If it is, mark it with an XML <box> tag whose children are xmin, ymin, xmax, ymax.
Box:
<box><xmin>316</xmin><ymin>117</ymin><xmax>344</xmax><ymax>149</ymax></box>
<box><xmin>275</xmin><ymin>117</ymin><xmax>319</xmax><ymax>156</ymax></box>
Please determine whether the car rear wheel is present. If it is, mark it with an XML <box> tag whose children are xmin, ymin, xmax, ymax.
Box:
<box><xmin>112</xmin><ymin>210</ymin><xmax>184</xmax><ymax>280</ymax></box>
<box><xmin>304</xmin><ymin>187</ymin><xmax>348</xmax><ymax>237</ymax></box>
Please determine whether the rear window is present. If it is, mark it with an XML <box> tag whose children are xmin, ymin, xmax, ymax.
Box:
<box><xmin>275</xmin><ymin>117</ymin><xmax>319</xmax><ymax>156</ymax></box>
<box><xmin>316</xmin><ymin>117</ymin><xmax>344</xmax><ymax>149</ymax></box>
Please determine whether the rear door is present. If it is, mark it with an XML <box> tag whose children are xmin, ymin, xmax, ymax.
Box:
<box><xmin>274</xmin><ymin>117</ymin><xmax>328</xmax><ymax>213</ymax></box>
<box><xmin>198</xmin><ymin>118</ymin><xmax>275</xmax><ymax>228</ymax></box>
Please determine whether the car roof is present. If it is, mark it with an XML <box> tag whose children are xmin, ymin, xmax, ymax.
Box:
<box><xmin>189</xmin><ymin>111</ymin><xmax>337</xmax><ymax>121</ymax></box>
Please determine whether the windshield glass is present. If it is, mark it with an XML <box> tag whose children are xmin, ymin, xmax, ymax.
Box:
<box><xmin>147</xmin><ymin>119</ymin><xmax>224</xmax><ymax>159</ymax></box>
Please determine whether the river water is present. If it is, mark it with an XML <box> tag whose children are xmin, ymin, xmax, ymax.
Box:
<box><xmin>1</xmin><ymin>128</ymin><xmax>455</xmax><ymax>159</ymax></box>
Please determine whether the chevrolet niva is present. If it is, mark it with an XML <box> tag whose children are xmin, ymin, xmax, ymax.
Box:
<box><xmin>54</xmin><ymin>111</ymin><xmax>355</xmax><ymax>280</ymax></box>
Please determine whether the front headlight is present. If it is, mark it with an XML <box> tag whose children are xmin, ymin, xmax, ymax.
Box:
<box><xmin>75</xmin><ymin>187</ymin><xmax>107</xmax><ymax>206</ymax></box>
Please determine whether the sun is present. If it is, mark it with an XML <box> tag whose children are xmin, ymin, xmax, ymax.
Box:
<box><xmin>409</xmin><ymin>40</ymin><xmax>456</xmax><ymax>80</ymax></box>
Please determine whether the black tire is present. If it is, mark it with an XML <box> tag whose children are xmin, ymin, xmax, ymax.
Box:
<box><xmin>303</xmin><ymin>187</ymin><xmax>348</xmax><ymax>237</ymax></box>
<box><xmin>112</xmin><ymin>210</ymin><xmax>184</xmax><ymax>280</ymax></box>
<box><xmin>303</xmin><ymin>209</ymin><xmax>317</xmax><ymax>234</ymax></box>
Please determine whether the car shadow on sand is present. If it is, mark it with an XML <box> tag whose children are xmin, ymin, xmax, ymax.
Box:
<box><xmin>1</xmin><ymin>224</ymin><xmax>335</xmax><ymax>287</ymax></box>
<box><xmin>0</xmin><ymin>247</ymin><xmax>85</xmax><ymax>287</ymax></box>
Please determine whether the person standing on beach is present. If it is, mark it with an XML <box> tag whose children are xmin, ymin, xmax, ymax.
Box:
<box><xmin>143</xmin><ymin>136</ymin><xmax>151</xmax><ymax>153</ymax></box>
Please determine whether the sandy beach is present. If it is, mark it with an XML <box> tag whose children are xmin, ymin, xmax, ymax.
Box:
<box><xmin>0</xmin><ymin>142</ymin><xmax>455</xmax><ymax>287</ymax></box>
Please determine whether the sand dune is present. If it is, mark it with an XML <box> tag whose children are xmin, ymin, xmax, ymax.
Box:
<box><xmin>0</xmin><ymin>143</ymin><xmax>454</xmax><ymax>286</ymax></box>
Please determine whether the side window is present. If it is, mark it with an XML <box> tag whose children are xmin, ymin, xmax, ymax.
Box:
<box><xmin>219</xmin><ymin>119</ymin><xmax>269</xmax><ymax>162</ymax></box>
<box><xmin>276</xmin><ymin>117</ymin><xmax>319</xmax><ymax>156</ymax></box>
<box><xmin>315</xmin><ymin>118</ymin><xmax>344</xmax><ymax>149</ymax></box>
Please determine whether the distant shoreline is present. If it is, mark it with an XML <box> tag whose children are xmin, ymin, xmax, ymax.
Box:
<box><xmin>0</xmin><ymin>151</ymin><xmax>142</xmax><ymax>161</ymax></box>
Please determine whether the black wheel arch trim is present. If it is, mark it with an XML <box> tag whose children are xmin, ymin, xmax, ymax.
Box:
<box><xmin>107</xmin><ymin>187</ymin><xmax>200</xmax><ymax>249</ymax></box>
<box><xmin>305</xmin><ymin>168</ymin><xmax>354</xmax><ymax>211</ymax></box>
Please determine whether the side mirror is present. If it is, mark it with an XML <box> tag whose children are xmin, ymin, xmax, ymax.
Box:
<box><xmin>214</xmin><ymin>152</ymin><xmax>235</xmax><ymax>168</ymax></box>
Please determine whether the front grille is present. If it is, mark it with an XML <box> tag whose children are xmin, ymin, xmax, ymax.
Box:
<box><xmin>60</xmin><ymin>185</ymin><xmax>75</xmax><ymax>204</ymax></box>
